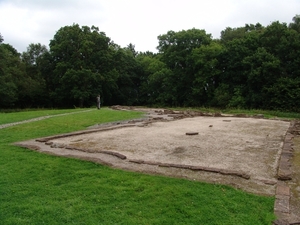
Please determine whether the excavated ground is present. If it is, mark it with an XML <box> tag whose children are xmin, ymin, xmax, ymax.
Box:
<box><xmin>15</xmin><ymin>106</ymin><xmax>300</xmax><ymax>224</ymax></box>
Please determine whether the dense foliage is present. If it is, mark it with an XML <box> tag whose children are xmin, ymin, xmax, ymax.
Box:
<box><xmin>1</xmin><ymin>15</ymin><xmax>300</xmax><ymax>111</ymax></box>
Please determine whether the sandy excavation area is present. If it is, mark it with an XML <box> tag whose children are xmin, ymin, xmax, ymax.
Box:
<box><xmin>14</xmin><ymin>107</ymin><xmax>300</xmax><ymax>223</ymax></box>
<box><xmin>55</xmin><ymin>117</ymin><xmax>287</xmax><ymax>176</ymax></box>
<box><xmin>18</xmin><ymin>111</ymin><xmax>291</xmax><ymax>196</ymax></box>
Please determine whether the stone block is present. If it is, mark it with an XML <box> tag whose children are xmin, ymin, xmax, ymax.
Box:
<box><xmin>279</xmin><ymin>161</ymin><xmax>290</xmax><ymax>170</ymax></box>
<box><xmin>274</xmin><ymin>195</ymin><xmax>289</xmax><ymax>213</ymax></box>
<box><xmin>278</xmin><ymin>169</ymin><xmax>292</xmax><ymax>180</ymax></box>
<box><xmin>276</xmin><ymin>185</ymin><xmax>290</xmax><ymax>196</ymax></box>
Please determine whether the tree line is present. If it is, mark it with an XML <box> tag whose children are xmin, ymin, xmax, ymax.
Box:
<box><xmin>1</xmin><ymin>15</ymin><xmax>300</xmax><ymax>111</ymax></box>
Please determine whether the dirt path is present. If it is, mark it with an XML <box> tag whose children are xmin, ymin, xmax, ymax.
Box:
<box><xmin>14</xmin><ymin>106</ymin><xmax>300</xmax><ymax>224</ymax></box>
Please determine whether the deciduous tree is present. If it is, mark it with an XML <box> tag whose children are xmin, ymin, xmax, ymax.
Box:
<box><xmin>49</xmin><ymin>24</ymin><xmax>112</xmax><ymax>107</ymax></box>
<box><xmin>157</xmin><ymin>28</ymin><xmax>212</xmax><ymax>106</ymax></box>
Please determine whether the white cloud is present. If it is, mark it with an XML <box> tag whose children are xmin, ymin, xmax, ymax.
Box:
<box><xmin>0</xmin><ymin>0</ymin><xmax>299</xmax><ymax>53</ymax></box>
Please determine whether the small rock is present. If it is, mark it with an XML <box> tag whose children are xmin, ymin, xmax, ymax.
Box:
<box><xmin>186</xmin><ymin>132</ymin><xmax>199</xmax><ymax>135</ymax></box>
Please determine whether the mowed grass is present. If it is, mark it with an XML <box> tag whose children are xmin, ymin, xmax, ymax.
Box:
<box><xmin>0</xmin><ymin>108</ymin><xmax>276</xmax><ymax>224</ymax></box>
<box><xmin>0</xmin><ymin>108</ymin><xmax>92</xmax><ymax>125</ymax></box>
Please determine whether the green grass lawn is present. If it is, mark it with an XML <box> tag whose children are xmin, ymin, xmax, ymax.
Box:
<box><xmin>0</xmin><ymin>108</ymin><xmax>89</xmax><ymax>125</ymax></box>
<box><xmin>0</xmin><ymin>107</ymin><xmax>276</xmax><ymax>224</ymax></box>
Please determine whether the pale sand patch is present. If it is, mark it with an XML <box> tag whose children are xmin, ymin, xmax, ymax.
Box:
<box><xmin>19</xmin><ymin>116</ymin><xmax>290</xmax><ymax>196</ymax></box>
<box><xmin>56</xmin><ymin>117</ymin><xmax>287</xmax><ymax>176</ymax></box>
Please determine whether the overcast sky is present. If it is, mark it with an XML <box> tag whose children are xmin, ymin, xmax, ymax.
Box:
<box><xmin>0</xmin><ymin>0</ymin><xmax>299</xmax><ymax>53</ymax></box>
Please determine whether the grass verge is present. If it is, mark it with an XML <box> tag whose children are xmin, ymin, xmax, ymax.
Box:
<box><xmin>0</xmin><ymin>107</ymin><xmax>276</xmax><ymax>224</ymax></box>
<box><xmin>0</xmin><ymin>108</ymin><xmax>89</xmax><ymax>125</ymax></box>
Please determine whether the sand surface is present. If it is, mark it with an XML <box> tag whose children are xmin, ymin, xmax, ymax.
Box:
<box><xmin>16</xmin><ymin>109</ymin><xmax>291</xmax><ymax>196</ymax></box>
